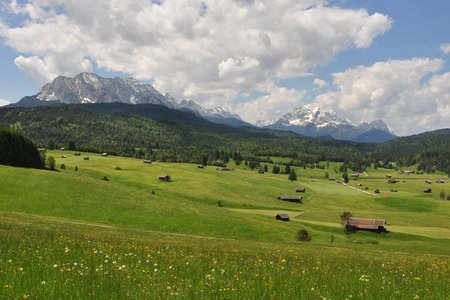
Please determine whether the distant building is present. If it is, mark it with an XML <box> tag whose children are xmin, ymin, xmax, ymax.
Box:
<box><xmin>423</xmin><ymin>188</ymin><xmax>432</xmax><ymax>193</ymax></box>
<box><xmin>295</xmin><ymin>187</ymin><xmax>306</xmax><ymax>193</ymax></box>
<box><xmin>275</xmin><ymin>214</ymin><xmax>290</xmax><ymax>221</ymax></box>
<box><xmin>277</xmin><ymin>195</ymin><xmax>303</xmax><ymax>203</ymax></box>
<box><xmin>345</xmin><ymin>218</ymin><xmax>387</xmax><ymax>232</ymax></box>
<box><xmin>83</xmin><ymin>157</ymin><xmax>89</xmax><ymax>160</ymax></box>
<box><xmin>143</xmin><ymin>160</ymin><xmax>152</xmax><ymax>164</ymax></box>
<box><xmin>402</xmin><ymin>170</ymin><xmax>415</xmax><ymax>175</ymax></box>
<box><xmin>388</xmin><ymin>179</ymin><xmax>398</xmax><ymax>184</ymax></box>
<box><xmin>159</xmin><ymin>175</ymin><xmax>171</xmax><ymax>181</ymax></box>
<box><xmin>216</xmin><ymin>167</ymin><xmax>234</xmax><ymax>171</ymax></box>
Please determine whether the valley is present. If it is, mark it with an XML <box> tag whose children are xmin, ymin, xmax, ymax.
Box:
<box><xmin>1</xmin><ymin>150</ymin><xmax>449</xmax><ymax>298</ymax></box>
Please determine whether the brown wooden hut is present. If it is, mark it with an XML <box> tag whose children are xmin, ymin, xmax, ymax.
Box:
<box><xmin>159</xmin><ymin>175</ymin><xmax>170</xmax><ymax>182</ymax></box>
<box><xmin>275</xmin><ymin>214</ymin><xmax>290</xmax><ymax>221</ymax></box>
<box><xmin>277</xmin><ymin>195</ymin><xmax>303</xmax><ymax>203</ymax></box>
<box><xmin>345</xmin><ymin>218</ymin><xmax>387</xmax><ymax>232</ymax></box>
<box><xmin>143</xmin><ymin>160</ymin><xmax>152</xmax><ymax>164</ymax></box>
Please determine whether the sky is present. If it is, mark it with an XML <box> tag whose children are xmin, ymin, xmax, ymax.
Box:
<box><xmin>0</xmin><ymin>0</ymin><xmax>449</xmax><ymax>135</ymax></box>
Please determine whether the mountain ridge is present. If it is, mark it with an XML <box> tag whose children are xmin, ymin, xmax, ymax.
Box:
<box><xmin>14</xmin><ymin>72</ymin><xmax>249</xmax><ymax>127</ymax></box>
<box><xmin>255</xmin><ymin>105</ymin><xmax>396</xmax><ymax>143</ymax></box>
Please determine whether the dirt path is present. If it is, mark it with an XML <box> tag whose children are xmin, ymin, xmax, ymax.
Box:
<box><xmin>342</xmin><ymin>182</ymin><xmax>376</xmax><ymax>196</ymax></box>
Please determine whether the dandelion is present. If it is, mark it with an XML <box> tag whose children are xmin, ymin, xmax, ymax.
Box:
<box><xmin>41</xmin><ymin>281</ymin><xmax>46</xmax><ymax>285</ymax></box>
<box><xmin>53</xmin><ymin>264</ymin><xmax>58</xmax><ymax>268</ymax></box>
<box><xmin>64</xmin><ymin>247</ymin><xmax>69</xmax><ymax>253</ymax></box>
<box><xmin>154</xmin><ymin>268</ymin><xmax>158</xmax><ymax>272</ymax></box>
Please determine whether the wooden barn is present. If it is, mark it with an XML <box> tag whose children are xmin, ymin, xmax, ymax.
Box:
<box><xmin>143</xmin><ymin>160</ymin><xmax>152</xmax><ymax>164</ymax></box>
<box><xmin>159</xmin><ymin>175</ymin><xmax>170</xmax><ymax>182</ymax></box>
<box><xmin>423</xmin><ymin>188</ymin><xmax>432</xmax><ymax>193</ymax></box>
<box><xmin>345</xmin><ymin>218</ymin><xmax>387</xmax><ymax>232</ymax></box>
<box><xmin>388</xmin><ymin>179</ymin><xmax>398</xmax><ymax>184</ymax></box>
<box><xmin>275</xmin><ymin>214</ymin><xmax>290</xmax><ymax>221</ymax></box>
<box><xmin>216</xmin><ymin>167</ymin><xmax>233</xmax><ymax>171</ymax></box>
<box><xmin>425</xmin><ymin>180</ymin><xmax>432</xmax><ymax>184</ymax></box>
<box><xmin>277</xmin><ymin>195</ymin><xmax>303</xmax><ymax>203</ymax></box>
<box><xmin>295</xmin><ymin>187</ymin><xmax>306</xmax><ymax>193</ymax></box>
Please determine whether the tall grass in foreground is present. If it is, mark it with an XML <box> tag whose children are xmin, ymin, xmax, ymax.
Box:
<box><xmin>0</xmin><ymin>217</ymin><xmax>448</xmax><ymax>299</ymax></box>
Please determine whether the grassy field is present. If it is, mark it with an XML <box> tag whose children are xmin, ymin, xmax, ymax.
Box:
<box><xmin>0</xmin><ymin>150</ymin><xmax>449</xmax><ymax>298</ymax></box>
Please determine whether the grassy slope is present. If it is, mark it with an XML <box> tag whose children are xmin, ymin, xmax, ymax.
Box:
<box><xmin>0</xmin><ymin>150</ymin><xmax>449</xmax><ymax>255</ymax></box>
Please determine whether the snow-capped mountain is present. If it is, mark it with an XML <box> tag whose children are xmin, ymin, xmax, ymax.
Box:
<box><xmin>14</xmin><ymin>73</ymin><xmax>247</xmax><ymax>127</ymax></box>
<box><xmin>255</xmin><ymin>105</ymin><xmax>396</xmax><ymax>143</ymax></box>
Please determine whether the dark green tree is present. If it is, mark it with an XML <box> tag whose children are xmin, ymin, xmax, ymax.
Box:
<box><xmin>68</xmin><ymin>141</ymin><xmax>76</xmax><ymax>150</ymax></box>
<box><xmin>342</xmin><ymin>172</ymin><xmax>349</xmax><ymax>183</ymax></box>
<box><xmin>46</xmin><ymin>156</ymin><xmax>56</xmax><ymax>170</ymax></box>
<box><xmin>288</xmin><ymin>168</ymin><xmax>297</xmax><ymax>181</ymax></box>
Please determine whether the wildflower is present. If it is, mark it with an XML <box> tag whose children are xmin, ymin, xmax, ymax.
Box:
<box><xmin>8</xmin><ymin>259</ymin><xmax>12</xmax><ymax>263</ymax></box>
<box><xmin>53</xmin><ymin>264</ymin><xmax>58</xmax><ymax>268</ymax></box>
<box><xmin>154</xmin><ymin>268</ymin><xmax>158</xmax><ymax>272</ymax></box>
<box><xmin>64</xmin><ymin>247</ymin><xmax>69</xmax><ymax>253</ymax></box>
<box><xmin>41</xmin><ymin>281</ymin><xmax>46</xmax><ymax>285</ymax></box>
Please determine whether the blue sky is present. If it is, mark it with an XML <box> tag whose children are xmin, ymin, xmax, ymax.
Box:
<box><xmin>0</xmin><ymin>0</ymin><xmax>449</xmax><ymax>134</ymax></box>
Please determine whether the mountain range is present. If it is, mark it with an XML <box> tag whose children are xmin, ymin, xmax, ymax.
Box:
<box><xmin>11</xmin><ymin>73</ymin><xmax>249</xmax><ymax>127</ymax></box>
<box><xmin>255</xmin><ymin>105</ymin><xmax>396</xmax><ymax>143</ymax></box>
<box><xmin>11</xmin><ymin>72</ymin><xmax>395</xmax><ymax>142</ymax></box>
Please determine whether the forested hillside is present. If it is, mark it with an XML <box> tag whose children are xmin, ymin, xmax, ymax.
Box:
<box><xmin>0</xmin><ymin>103</ymin><xmax>364</xmax><ymax>165</ymax></box>
<box><xmin>0</xmin><ymin>103</ymin><xmax>449</xmax><ymax>174</ymax></box>
<box><xmin>0</xmin><ymin>127</ymin><xmax>43</xmax><ymax>168</ymax></box>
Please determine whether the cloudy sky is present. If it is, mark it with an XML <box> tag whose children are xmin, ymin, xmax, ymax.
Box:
<box><xmin>0</xmin><ymin>0</ymin><xmax>449</xmax><ymax>135</ymax></box>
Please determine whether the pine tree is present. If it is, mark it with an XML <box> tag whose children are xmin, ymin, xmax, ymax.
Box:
<box><xmin>288</xmin><ymin>169</ymin><xmax>297</xmax><ymax>181</ymax></box>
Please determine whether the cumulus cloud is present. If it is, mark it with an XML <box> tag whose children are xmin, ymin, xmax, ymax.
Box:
<box><xmin>315</xmin><ymin>58</ymin><xmax>450</xmax><ymax>135</ymax></box>
<box><xmin>440</xmin><ymin>43</ymin><xmax>450</xmax><ymax>55</ymax></box>
<box><xmin>0</xmin><ymin>0</ymin><xmax>391</xmax><ymax>119</ymax></box>
<box><xmin>313</xmin><ymin>78</ymin><xmax>327</xmax><ymax>89</ymax></box>
<box><xmin>236</xmin><ymin>83</ymin><xmax>306</xmax><ymax>122</ymax></box>
<box><xmin>0</xmin><ymin>98</ymin><xmax>10</xmax><ymax>106</ymax></box>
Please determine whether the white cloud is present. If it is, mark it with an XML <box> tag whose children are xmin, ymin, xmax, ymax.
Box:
<box><xmin>313</xmin><ymin>78</ymin><xmax>327</xmax><ymax>89</ymax></box>
<box><xmin>236</xmin><ymin>83</ymin><xmax>306</xmax><ymax>123</ymax></box>
<box><xmin>0</xmin><ymin>0</ymin><xmax>391</xmax><ymax>114</ymax></box>
<box><xmin>440</xmin><ymin>43</ymin><xmax>450</xmax><ymax>55</ymax></box>
<box><xmin>0</xmin><ymin>98</ymin><xmax>10</xmax><ymax>106</ymax></box>
<box><xmin>315</xmin><ymin>58</ymin><xmax>450</xmax><ymax>135</ymax></box>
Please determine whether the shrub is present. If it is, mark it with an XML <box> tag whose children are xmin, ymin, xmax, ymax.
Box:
<box><xmin>296</xmin><ymin>229</ymin><xmax>311</xmax><ymax>242</ymax></box>
<box><xmin>46</xmin><ymin>156</ymin><xmax>56</xmax><ymax>170</ymax></box>
<box><xmin>340</xmin><ymin>211</ymin><xmax>353</xmax><ymax>222</ymax></box>
<box><xmin>102</xmin><ymin>176</ymin><xmax>109</xmax><ymax>181</ymax></box>
<box><xmin>218</xmin><ymin>200</ymin><xmax>224</xmax><ymax>207</ymax></box>
<box><xmin>440</xmin><ymin>191</ymin><xmax>445</xmax><ymax>199</ymax></box>
<box><xmin>60</xmin><ymin>164</ymin><xmax>66</xmax><ymax>170</ymax></box>
<box><xmin>115</xmin><ymin>166</ymin><xmax>122</xmax><ymax>170</ymax></box>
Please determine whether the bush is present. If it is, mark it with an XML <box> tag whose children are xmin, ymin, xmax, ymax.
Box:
<box><xmin>296</xmin><ymin>229</ymin><xmax>311</xmax><ymax>242</ymax></box>
<box><xmin>46</xmin><ymin>156</ymin><xmax>56</xmax><ymax>170</ymax></box>
<box><xmin>440</xmin><ymin>191</ymin><xmax>445</xmax><ymax>199</ymax></box>
<box><xmin>115</xmin><ymin>166</ymin><xmax>122</xmax><ymax>170</ymax></box>
<box><xmin>218</xmin><ymin>200</ymin><xmax>224</xmax><ymax>207</ymax></box>
<box><xmin>340</xmin><ymin>211</ymin><xmax>353</xmax><ymax>222</ymax></box>
<box><xmin>60</xmin><ymin>164</ymin><xmax>66</xmax><ymax>170</ymax></box>
<box><xmin>102</xmin><ymin>176</ymin><xmax>109</xmax><ymax>181</ymax></box>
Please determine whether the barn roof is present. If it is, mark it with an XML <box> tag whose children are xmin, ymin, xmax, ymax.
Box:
<box><xmin>278</xmin><ymin>195</ymin><xmax>302</xmax><ymax>201</ymax></box>
<box><xmin>346</xmin><ymin>218</ymin><xmax>386</xmax><ymax>230</ymax></box>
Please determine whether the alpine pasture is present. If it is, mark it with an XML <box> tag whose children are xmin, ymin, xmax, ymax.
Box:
<box><xmin>1</xmin><ymin>150</ymin><xmax>449</xmax><ymax>299</ymax></box>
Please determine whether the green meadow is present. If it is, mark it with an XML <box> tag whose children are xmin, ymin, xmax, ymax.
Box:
<box><xmin>1</xmin><ymin>150</ymin><xmax>449</xmax><ymax>298</ymax></box>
